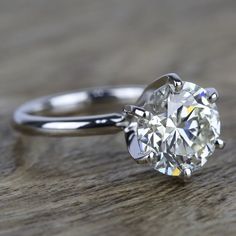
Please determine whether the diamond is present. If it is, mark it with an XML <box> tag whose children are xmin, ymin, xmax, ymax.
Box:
<box><xmin>131</xmin><ymin>81</ymin><xmax>221</xmax><ymax>176</ymax></box>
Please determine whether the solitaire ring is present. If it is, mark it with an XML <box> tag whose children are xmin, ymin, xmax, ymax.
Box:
<box><xmin>13</xmin><ymin>73</ymin><xmax>225</xmax><ymax>178</ymax></box>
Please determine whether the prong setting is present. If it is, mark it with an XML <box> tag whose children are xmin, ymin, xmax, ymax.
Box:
<box><xmin>136</xmin><ymin>73</ymin><xmax>183</xmax><ymax>106</ymax></box>
<box><xmin>167</xmin><ymin>73</ymin><xmax>183</xmax><ymax>93</ymax></box>
<box><xmin>124</xmin><ymin>105</ymin><xmax>150</xmax><ymax>119</ymax></box>
<box><xmin>206</xmin><ymin>88</ymin><xmax>219</xmax><ymax>103</ymax></box>
<box><xmin>215</xmin><ymin>139</ymin><xmax>225</xmax><ymax>149</ymax></box>
<box><xmin>182</xmin><ymin>168</ymin><xmax>192</xmax><ymax>179</ymax></box>
<box><xmin>135</xmin><ymin>151</ymin><xmax>155</xmax><ymax>164</ymax></box>
<box><xmin>124</xmin><ymin>74</ymin><xmax>222</xmax><ymax>179</ymax></box>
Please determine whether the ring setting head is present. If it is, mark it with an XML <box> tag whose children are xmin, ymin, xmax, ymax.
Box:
<box><xmin>124</xmin><ymin>74</ymin><xmax>223</xmax><ymax>178</ymax></box>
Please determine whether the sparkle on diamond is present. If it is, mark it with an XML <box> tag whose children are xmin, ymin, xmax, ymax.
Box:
<box><xmin>135</xmin><ymin>82</ymin><xmax>221</xmax><ymax>176</ymax></box>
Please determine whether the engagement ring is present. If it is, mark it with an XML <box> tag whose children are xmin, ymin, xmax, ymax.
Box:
<box><xmin>13</xmin><ymin>73</ymin><xmax>225</xmax><ymax>179</ymax></box>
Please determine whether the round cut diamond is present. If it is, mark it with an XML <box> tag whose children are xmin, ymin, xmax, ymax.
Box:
<box><xmin>135</xmin><ymin>82</ymin><xmax>221</xmax><ymax>176</ymax></box>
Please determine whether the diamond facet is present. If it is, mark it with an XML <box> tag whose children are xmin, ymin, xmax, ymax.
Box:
<box><xmin>128</xmin><ymin>81</ymin><xmax>221</xmax><ymax>176</ymax></box>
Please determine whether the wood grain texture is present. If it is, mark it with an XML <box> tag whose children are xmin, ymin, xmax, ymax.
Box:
<box><xmin>0</xmin><ymin>0</ymin><xmax>236</xmax><ymax>236</ymax></box>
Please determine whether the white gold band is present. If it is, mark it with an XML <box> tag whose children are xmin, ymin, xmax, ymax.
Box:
<box><xmin>13</xmin><ymin>86</ymin><xmax>144</xmax><ymax>136</ymax></box>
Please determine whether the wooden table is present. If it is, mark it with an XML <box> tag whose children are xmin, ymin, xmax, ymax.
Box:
<box><xmin>0</xmin><ymin>1</ymin><xmax>236</xmax><ymax>235</ymax></box>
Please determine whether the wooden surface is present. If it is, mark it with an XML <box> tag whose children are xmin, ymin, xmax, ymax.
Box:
<box><xmin>0</xmin><ymin>1</ymin><xmax>236</xmax><ymax>236</ymax></box>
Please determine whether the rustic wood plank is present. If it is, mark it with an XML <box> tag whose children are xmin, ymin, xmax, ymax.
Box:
<box><xmin>0</xmin><ymin>0</ymin><xmax>236</xmax><ymax>235</ymax></box>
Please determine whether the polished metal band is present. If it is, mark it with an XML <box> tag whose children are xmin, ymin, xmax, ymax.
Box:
<box><xmin>13</xmin><ymin>86</ymin><xmax>144</xmax><ymax>136</ymax></box>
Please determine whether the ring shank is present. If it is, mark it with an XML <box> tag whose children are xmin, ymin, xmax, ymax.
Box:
<box><xmin>13</xmin><ymin>86</ymin><xmax>144</xmax><ymax>136</ymax></box>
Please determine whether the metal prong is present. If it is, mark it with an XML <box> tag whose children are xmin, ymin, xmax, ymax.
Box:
<box><xmin>182</xmin><ymin>168</ymin><xmax>192</xmax><ymax>179</ymax></box>
<box><xmin>206</xmin><ymin>88</ymin><xmax>219</xmax><ymax>103</ymax></box>
<box><xmin>167</xmin><ymin>73</ymin><xmax>183</xmax><ymax>93</ymax></box>
<box><xmin>136</xmin><ymin>73</ymin><xmax>182</xmax><ymax>106</ymax></box>
<box><xmin>135</xmin><ymin>151</ymin><xmax>155</xmax><ymax>164</ymax></box>
<box><xmin>215</xmin><ymin>139</ymin><xmax>225</xmax><ymax>149</ymax></box>
<box><xmin>124</xmin><ymin>105</ymin><xmax>149</xmax><ymax>119</ymax></box>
